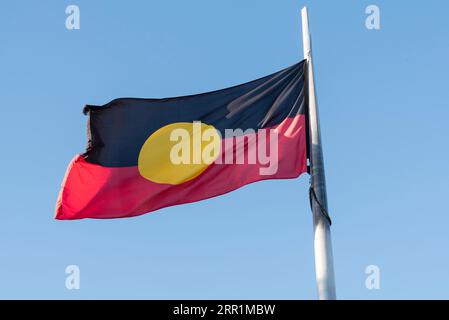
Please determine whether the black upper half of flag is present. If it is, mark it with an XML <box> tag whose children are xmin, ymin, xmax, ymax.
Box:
<box><xmin>82</xmin><ymin>60</ymin><xmax>306</xmax><ymax>167</ymax></box>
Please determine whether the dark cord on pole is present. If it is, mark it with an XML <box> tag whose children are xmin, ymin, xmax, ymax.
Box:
<box><xmin>309</xmin><ymin>186</ymin><xmax>332</xmax><ymax>225</ymax></box>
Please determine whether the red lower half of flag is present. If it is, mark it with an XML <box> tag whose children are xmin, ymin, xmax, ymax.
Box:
<box><xmin>55</xmin><ymin>115</ymin><xmax>308</xmax><ymax>219</ymax></box>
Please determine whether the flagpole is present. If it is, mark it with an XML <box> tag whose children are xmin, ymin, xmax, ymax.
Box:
<box><xmin>301</xmin><ymin>6</ymin><xmax>337</xmax><ymax>300</ymax></box>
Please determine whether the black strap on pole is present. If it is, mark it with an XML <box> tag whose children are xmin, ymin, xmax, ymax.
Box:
<box><xmin>309</xmin><ymin>185</ymin><xmax>332</xmax><ymax>225</ymax></box>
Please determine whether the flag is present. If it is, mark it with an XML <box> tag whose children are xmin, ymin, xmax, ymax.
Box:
<box><xmin>56</xmin><ymin>60</ymin><xmax>309</xmax><ymax>219</ymax></box>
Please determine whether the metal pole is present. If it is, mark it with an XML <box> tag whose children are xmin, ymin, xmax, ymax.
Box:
<box><xmin>301</xmin><ymin>6</ymin><xmax>337</xmax><ymax>300</ymax></box>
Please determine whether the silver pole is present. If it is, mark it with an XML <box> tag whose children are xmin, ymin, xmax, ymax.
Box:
<box><xmin>301</xmin><ymin>6</ymin><xmax>337</xmax><ymax>300</ymax></box>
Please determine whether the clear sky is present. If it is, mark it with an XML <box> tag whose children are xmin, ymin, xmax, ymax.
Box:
<box><xmin>0</xmin><ymin>0</ymin><xmax>448</xmax><ymax>299</ymax></box>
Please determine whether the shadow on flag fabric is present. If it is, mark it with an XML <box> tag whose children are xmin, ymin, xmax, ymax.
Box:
<box><xmin>55</xmin><ymin>60</ymin><xmax>309</xmax><ymax>219</ymax></box>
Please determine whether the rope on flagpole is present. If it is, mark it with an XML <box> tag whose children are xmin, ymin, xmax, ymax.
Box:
<box><xmin>309</xmin><ymin>186</ymin><xmax>332</xmax><ymax>225</ymax></box>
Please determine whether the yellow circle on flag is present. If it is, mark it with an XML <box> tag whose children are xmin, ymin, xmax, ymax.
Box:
<box><xmin>138</xmin><ymin>122</ymin><xmax>221</xmax><ymax>185</ymax></box>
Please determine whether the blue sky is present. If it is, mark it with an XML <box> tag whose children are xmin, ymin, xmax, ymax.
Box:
<box><xmin>0</xmin><ymin>0</ymin><xmax>448</xmax><ymax>299</ymax></box>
